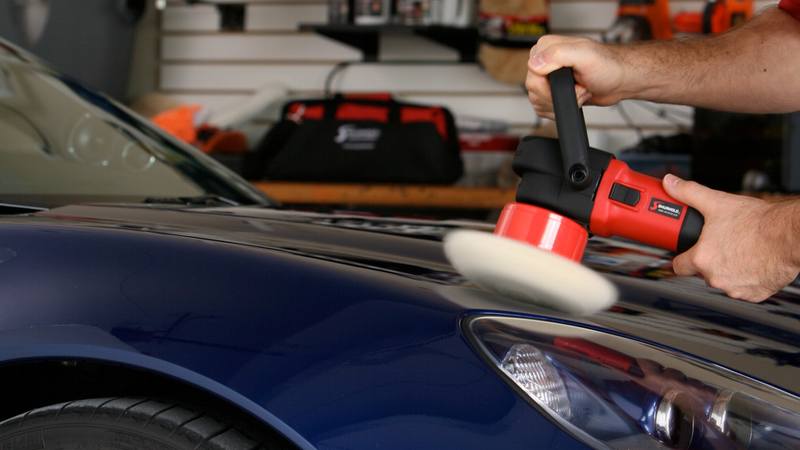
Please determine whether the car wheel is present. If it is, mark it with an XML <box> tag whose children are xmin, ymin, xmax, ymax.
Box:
<box><xmin>0</xmin><ymin>397</ymin><xmax>272</xmax><ymax>449</ymax></box>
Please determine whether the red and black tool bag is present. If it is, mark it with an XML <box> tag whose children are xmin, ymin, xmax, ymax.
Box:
<box><xmin>244</xmin><ymin>94</ymin><xmax>463</xmax><ymax>184</ymax></box>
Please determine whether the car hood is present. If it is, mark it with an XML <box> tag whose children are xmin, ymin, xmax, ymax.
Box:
<box><xmin>19</xmin><ymin>203</ymin><xmax>800</xmax><ymax>394</ymax></box>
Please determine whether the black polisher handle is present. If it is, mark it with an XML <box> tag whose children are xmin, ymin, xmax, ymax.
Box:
<box><xmin>678</xmin><ymin>208</ymin><xmax>704</xmax><ymax>253</ymax></box>
<box><xmin>549</xmin><ymin>68</ymin><xmax>592</xmax><ymax>190</ymax></box>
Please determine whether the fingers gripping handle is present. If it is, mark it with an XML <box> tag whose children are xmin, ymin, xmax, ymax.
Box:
<box><xmin>549</xmin><ymin>68</ymin><xmax>592</xmax><ymax>189</ymax></box>
<box><xmin>678</xmin><ymin>207</ymin><xmax>703</xmax><ymax>253</ymax></box>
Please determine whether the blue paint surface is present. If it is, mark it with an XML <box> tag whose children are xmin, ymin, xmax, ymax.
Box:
<box><xmin>0</xmin><ymin>218</ymin><xmax>588</xmax><ymax>449</ymax></box>
<box><xmin>0</xmin><ymin>204</ymin><xmax>797</xmax><ymax>449</ymax></box>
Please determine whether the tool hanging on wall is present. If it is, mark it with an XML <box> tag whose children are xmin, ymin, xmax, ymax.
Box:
<box><xmin>603</xmin><ymin>0</ymin><xmax>673</xmax><ymax>42</ymax></box>
<box><xmin>603</xmin><ymin>0</ymin><xmax>753</xmax><ymax>43</ymax></box>
<box><xmin>673</xmin><ymin>0</ymin><xmax>753</xmax><ymax>35</ymax></box>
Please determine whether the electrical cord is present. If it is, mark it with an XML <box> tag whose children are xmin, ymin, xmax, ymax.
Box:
<box><xmin>638</xmin><ymin>101</ymin><xmax>694</xmax><ymax>120</ymax></box>
<box><xmin>617</xmin><ymin>102</ymin><xmax>644</xmax><ymax>140</ymax></box>
<box><xmin>324</xmin><ymin>61</ymin><xmax>353</xmax><ymax>98</ymax></box>
<box><xmin>634</xmin><ymin>101</ymin><xmax>693</xmax><ymax>130</ymax></box>
<box><xmin>323</xmin><ymin>60</ymin><xmax>473</xmax><ymax>97</ymax></box>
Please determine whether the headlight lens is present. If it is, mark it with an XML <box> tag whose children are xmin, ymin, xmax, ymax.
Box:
<box><xmin>501</xmin><ymin>344</ymin><xmax>572</xmax><ymax>419</ymax></box>
<box><xmin>467</xmin><ymin>316</ymin><xmax>800</xmax><ymax>449</ymax></box>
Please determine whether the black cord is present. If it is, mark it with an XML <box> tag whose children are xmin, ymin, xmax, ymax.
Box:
<box><xmin>617</xmin><ymin>102</ymin><xmax>644</xmax><ymax>140</ymax></box>
<box><xmin>637</xmin><ymin>101</ymin><xmax>693</xmax><ymax>119</ymax></box>
<box><xmin>322</xmin><ymin>60</ymin><xmax>470</xmax><ymax>97</ymax></box>
<box><xmin>324</xmin><ymin>61</ymin><xmax>353</xmax><ymax>98</ymax></box>
<box><xmin>635</xmin><ymin>101</ymin><xmax>693</xmax><ymax>129</ymax></box>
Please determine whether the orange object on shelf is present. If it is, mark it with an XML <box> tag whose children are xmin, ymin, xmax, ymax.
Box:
<box><xmin>703</xmin><ymin>0</ymin><xmax>752</xmax><ymax>34</ymax></box>
<box><xmin>672</xmin><ymin>11</ymin><xmax>702</xmax><ymax>33</ymax></box>
<box><xmin>152</xmin><ymin>105</ymin><xmax>201</xmax><ymax>144</ymax></box>
<box><xmin>609</xmin><ymin>0</ymin><xmax>753</xmax><ymax>41</ymax></box>
<box><xmin>617</xmin><ymin>0</ymin><xmax>673</xmax><ymax>40</ymax></box>
<box><xmin>152</xmin><ymin>106</ymin><xmax>248</xmax><ymax>154</ymax></box>
<box><xmin>196</xmin><ymin>125</ymin><xmax>248</xmax><ymax>154</ymax></box>
<box><xmin>673</xmin><ymin>0</ymin><xmax>752</xmax><ymax>35</ymax></box>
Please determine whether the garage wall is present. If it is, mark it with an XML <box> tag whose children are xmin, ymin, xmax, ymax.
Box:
<box><xmin>155</xmin><ymin>0</ymin><xmax>777</xmax><ymax>151</ymax></box>
<box><xmin>128</xmin><ymin>3</ymin><xmax>160</xmax><ymax>101</ymax></box>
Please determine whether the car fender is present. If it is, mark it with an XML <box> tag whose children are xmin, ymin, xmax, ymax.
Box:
<box><xmin>0</xmin><ymin>324</ymin><xmax>314</xmax><ymax>450</ymax></box>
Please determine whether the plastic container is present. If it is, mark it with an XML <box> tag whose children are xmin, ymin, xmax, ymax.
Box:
<box><xmin>439</xmin><ymin>0</ymin><xmax>475</xmax><ymax>26</ymax></box>
<box><xmin>396</xmin><ymin>0</ymin><xmax>434</xmax><ymax>25</ymax></box>
<box><xmin>355</xmin><ymin>0</ymin><xmax>391</xmax><ymax>24</ymax></box>
<box><xmin>328</xmin><ymin>0</ymin><xmax>353</xmax><ymax>24</ymax></box>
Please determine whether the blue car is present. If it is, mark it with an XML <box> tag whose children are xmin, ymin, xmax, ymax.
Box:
<box><xmin>0</xmin><ymin>39</ymin><xmax>799</xmax><ymax>450</ymax></box>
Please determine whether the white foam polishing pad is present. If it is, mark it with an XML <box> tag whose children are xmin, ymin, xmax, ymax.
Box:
<box><xmin>443</xmin><ymin>230</ymin><xmax>617</xmax><ymax>316</ymax></box>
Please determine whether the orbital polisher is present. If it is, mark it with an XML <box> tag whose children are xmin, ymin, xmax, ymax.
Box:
<box><xmin>445</xmin><ymin>67</ymin><xmax>704</xmax><ymax>316</ymax></box>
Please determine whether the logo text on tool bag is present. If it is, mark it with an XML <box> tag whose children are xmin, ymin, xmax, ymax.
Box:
<box><xmin>334</xmin><ymin>125</ymin><xmax>382</xmax><ymax>151</ymax></box>
<box><xmin>648</xmin><ymin>198</ymin><xmax>683</xmax><ymax>219</ymax></box>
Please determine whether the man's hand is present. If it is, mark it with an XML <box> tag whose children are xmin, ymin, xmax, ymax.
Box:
<box><xmin>526</xmin><ymin>35</ymin><xmax>630</xmax><ymax>118</ymax></box>
<box><xmin>663</xmin><ymin>174</ymin><xmax>800</xmax><ymax>301</ymax></box>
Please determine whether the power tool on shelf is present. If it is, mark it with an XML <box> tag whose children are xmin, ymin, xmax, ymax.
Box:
<box><xmin>603</xmin><ymin>0</ymin><xmax>673</xmax><ymax>42</ymax></box>
<box><xmin>604</xmin><ymin>0</ymin><xmax>753</xmax><ymax>43</ymax></box>
<box><xmin>673</xmin><ymin>0</ymin><xmax>753</xmax><ymax>35</ymax></box>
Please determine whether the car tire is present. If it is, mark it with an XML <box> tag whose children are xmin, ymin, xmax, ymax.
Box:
<box><xmin>0</xmin><ymin>397</ymin><xmax>273</xmax><ymax>449</ymax></box>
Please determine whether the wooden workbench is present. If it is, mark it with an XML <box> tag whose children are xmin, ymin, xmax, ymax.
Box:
<box><xmin>253</xmin><ymin>182</ymin><xmax>516</xmax><ymax>209</ymax></box>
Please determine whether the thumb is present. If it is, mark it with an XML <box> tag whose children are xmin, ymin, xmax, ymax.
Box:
<box><xmin>529</xmin><ymin>43</ymin><xmax>587</xmax><ymax>76</ymax></box>
<box><xmin>662</xmin><ymin>174</ymin><xmax>719</xmax><ymax>215</ymax></box>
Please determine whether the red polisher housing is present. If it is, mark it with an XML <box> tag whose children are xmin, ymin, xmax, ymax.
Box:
<box><xmin>495</xmin><ymin>203</ymin><xmax>589</xmax><ymax>262</ymax></box>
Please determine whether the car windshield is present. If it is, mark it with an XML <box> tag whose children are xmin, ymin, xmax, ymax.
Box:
<box><xmin>0</xmin><ymin>55</ymin><xmax>270</xmax><ymax>208</ymax></box>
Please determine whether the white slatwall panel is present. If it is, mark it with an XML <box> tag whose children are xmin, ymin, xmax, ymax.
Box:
<box><xmin>162</xmin><ymin>4</ymin><xmax>327</xmax><ymax>31</ymax></box>
<box><xmin>245</xmin><ymin>3</ymin><xmax>327</xmax><ymax>30</ymax></box>
<box><xmin>168</xmin><ymin>93</ymin><xmax>252</xmax><ymax>112</ymax></box>
<box><xmin>161</xmin><ymin>34</ymin><xmax>361</xmax><ymax>61</ymax></box>
<box><xmin>162</xmin><ymin>33</ymin><xmax>458</xmax><ymax>62</ymax></box>
<box><xmin>161</xmin><ymin>4</ymin><xmax>217</xmax><ymax>30</ymax></box>
<box><xmin>161</xmin><ymin>64</ymin><xmax>521</xmax><ymax>93</ymax></box>
<box><xmin>156</xmin><ymin>0</ymin><xmax>778</xmax><ymax>151</ymax></box>
<box><xmin>380</xmin><ymin>34</ymin><xmax>460</xmax><ymax>61</ymax></box>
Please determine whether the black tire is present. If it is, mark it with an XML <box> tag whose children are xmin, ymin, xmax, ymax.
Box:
<box><xmin>0</xmin><ymin>397</ymin><xmax>275</xmax><ymax>449</ymax></box>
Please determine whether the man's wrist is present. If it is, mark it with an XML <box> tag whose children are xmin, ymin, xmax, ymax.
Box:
<box><xmin>768</xmin><ymin>200</ymin><xmax>800</xmax><ymax>270</ymax></box>
<box><xmin>606</xmin><ymin>45</ymin><xmax>640</xmax><ymax>101</ymax></box>
<box><xmin>788</xmin><ymin>202</ymin><xmax>800</xmax><ymax>270</ymax></box>
<box><xmin>610</xmin><ymin>41</ymin><xmax>683</xmax><ymax>103</ymax></box>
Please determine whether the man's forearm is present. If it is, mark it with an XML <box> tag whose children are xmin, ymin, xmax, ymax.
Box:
<box><xmin>773</xmin><ymin>198</ymin><xmax>800</xmax><ymax>269</ymax></box>
<box><xmin>614</xmin><ymin>7</ymin><xmax>800</xmax><ymax>112</ymax></box>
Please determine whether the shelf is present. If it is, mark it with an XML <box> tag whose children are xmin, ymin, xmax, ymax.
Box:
<box><xmin>299</xmin><ymin>23</ymin><xmax>479</xmax><ymax>62</ymax></box>
<box><xmin>254</xmin><ymin>182</ymin><xmax>514</xmax><ymax>209</ymax></box>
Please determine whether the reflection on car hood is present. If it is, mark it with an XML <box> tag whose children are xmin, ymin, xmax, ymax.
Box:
<box><xmin>20</xmin><ymin>204</ymin><xmax>800</xmax><ymax>394</ymax></box>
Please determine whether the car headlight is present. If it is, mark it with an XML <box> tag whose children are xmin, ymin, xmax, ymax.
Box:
<box><xmin>466</xmin><ymin>316</ymin><xmax>800</xmax><ymax>449</ymax></box>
